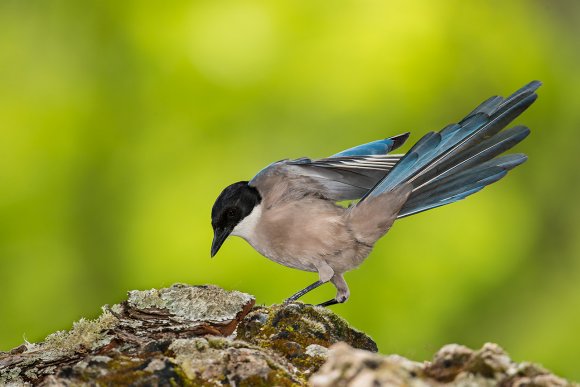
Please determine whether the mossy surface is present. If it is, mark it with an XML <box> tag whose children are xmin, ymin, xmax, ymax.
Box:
<box><xmin>51</xmin><ymin>354</ymin><xmax>194</xmax><ymax>386</ymax></box>
<box><xmin>169</xmin><ymin>336</ymin><xmax>302</xmax><ymax>386</ymax></box>
<box><xmin>237</xmin><ymin>302</ymin><xmax>377</xmax><ymax>374</ymax></box>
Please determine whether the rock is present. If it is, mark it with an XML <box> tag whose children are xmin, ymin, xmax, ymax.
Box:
<box><xmin>311</xmin><ymin>342</ymin><xmax>577</xmax><ymax>387</ymax></box>
<box><xmin>121</xmin><ymin>283</ymin><xmax>255</xmax><ymax>337</ymax></box>
<box><xmin>0</xmin><ymin>284</ymin><xmax>257</xmax><ymax>386</ymax></box>
<box><xmin>310</xmin><ymin>342</ymin><xmax>424</xmax><ymax>387</ymax></box>
<box><xmin>0</xmin><ymin>284</ymin><xmax>576</xmax><ymax>386</ymax></box>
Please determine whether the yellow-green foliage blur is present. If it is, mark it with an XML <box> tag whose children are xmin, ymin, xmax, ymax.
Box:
<box><xmin>1</xmin><ymin>0</ymin><xmax>579</xmax><ymax>380</ymax></box>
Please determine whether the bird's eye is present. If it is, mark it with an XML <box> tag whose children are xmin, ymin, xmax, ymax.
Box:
<box><xmin>226</xmin><ymin>208</ymin><xmax>237</xmax><ymax>219</ymax></box>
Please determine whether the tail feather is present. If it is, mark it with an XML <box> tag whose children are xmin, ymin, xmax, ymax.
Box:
<box><xmin>407</xmin><ymin>89</ymin><xmax>537</xmax><ymax>186</ymax></box>
<box><xmin>415</xmin><ymin>154</ymin><xmax>527</xmax><ymax>199</ymax></box>
<box><xmin>465</xmin><ymin>95</ymin><xmax>504</xmax><ymax>116</ymax></box>
<box><xmin>413</xmin><ymin>125</ymin><xmax>530</xmax><ymax>190</ymax></box>
<box><xmin>356</xmin><ymin>81</ymin><xmax>540</xmax><ymax>215</ymax></box>
<box><xmin>399</xmin><ymin>154</ymin><xmax>527</xmax><ymax>218</ymax></box>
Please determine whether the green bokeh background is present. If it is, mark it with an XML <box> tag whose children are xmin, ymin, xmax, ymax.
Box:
<box><xmin>1</xmin><ymin>0</ymin><xmax>579</xmax><ymax>380</ymax></box>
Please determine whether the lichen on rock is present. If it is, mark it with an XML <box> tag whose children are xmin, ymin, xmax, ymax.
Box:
<box><xmin>127</xmin><ymin>283</ymin><xmax>254</xmax><ymax>323</ymax></box>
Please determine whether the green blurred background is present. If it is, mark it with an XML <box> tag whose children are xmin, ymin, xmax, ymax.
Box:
<box><xmin>1</xmin><ymin>0</ymin><xmax>579</xmax><ymax>379</ymax></box>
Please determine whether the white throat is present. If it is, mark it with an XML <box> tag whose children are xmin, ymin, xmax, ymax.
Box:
<box><xmin>231</xmin><ymin>203</ymin><xmax>262</xmax><ymax>242</ymax></box>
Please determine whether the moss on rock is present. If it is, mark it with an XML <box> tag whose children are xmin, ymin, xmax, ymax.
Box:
<box><xmin>42</xmin><ymin>308</ymin><xmax>118</xmax><ymax>357</ymax></box>
<box><xmin>237</xmin><ymin>302</ymin><xmax>377</xmax><ymax>374</ymax></box>
<box><xmin>170</xmin><ymin>337</ymin><xmax>300</xmax><ymax>386</ymax></box>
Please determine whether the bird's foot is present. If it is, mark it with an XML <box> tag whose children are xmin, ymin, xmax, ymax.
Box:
<box><xmin>317</xmin><ymin>295</ymin><xmax>348</xmax><ymax>307</ymax></box>
<box><xmin>283</xmin><ymin>300</ymin><xmax>314</xmax><ymax>307</ymax></box>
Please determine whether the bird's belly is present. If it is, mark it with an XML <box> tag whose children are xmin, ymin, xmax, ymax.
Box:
<box><xmin>266</xmin><ymin>253</ymin><xmax>318</xmax><ymax>272</ymax></box>
<box><xmin>239</xmin><ymin>200</ymin><xmax>371</xmax><ymax>274</ymax></box>
<box><xmin>323</xmin><ymin>245</ymin><xmax>372</xmax><ymax>273</ymax></box>
<box><xmin>243</xmin><ymin>237</ymin><xmax>318</xmax><ymax>272</ymax></box>
<box><xmin>243</xmin><ymin>232</ymin><xmax>371</xmax><ymax>275</ymax></box>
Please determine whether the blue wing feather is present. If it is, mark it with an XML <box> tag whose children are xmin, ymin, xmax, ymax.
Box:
<box><xmin>331</xmin><ymin>132</ymin><xmax>409</xmax><ymax>157</ymax></box>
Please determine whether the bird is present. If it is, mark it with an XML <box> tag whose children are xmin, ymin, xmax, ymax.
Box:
<box><xmin>210</xmin><ymin>81</ymin><xmax>540</xmax><ymax>307</ymax></box>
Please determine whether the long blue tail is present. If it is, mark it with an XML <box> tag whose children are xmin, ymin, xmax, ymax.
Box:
<box><xmin>359</xmin><ymin>81</ymin><xmax>540</xmax><ymax>217</ymax></box>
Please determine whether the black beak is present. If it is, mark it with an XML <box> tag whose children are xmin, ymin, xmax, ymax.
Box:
<box><xmin>211</xmin><ymin>227</ymin><xmax>231</xmax><ymax>257</ymax></box>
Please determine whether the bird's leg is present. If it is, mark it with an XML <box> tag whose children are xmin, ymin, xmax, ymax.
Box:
<box><xmin>317</xmin><ymin>274</ymin><xmax>350</xmax><ymax>307</ymax></box>
<box><xmin>285</xmin><ymin>280</ymin><xmax>324</xmax><ymax>303</ymax></box>
<box><xmin>284</xmin><ymin>261</ymin><xmax>334</xmax><ymax>304</ymax></box>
